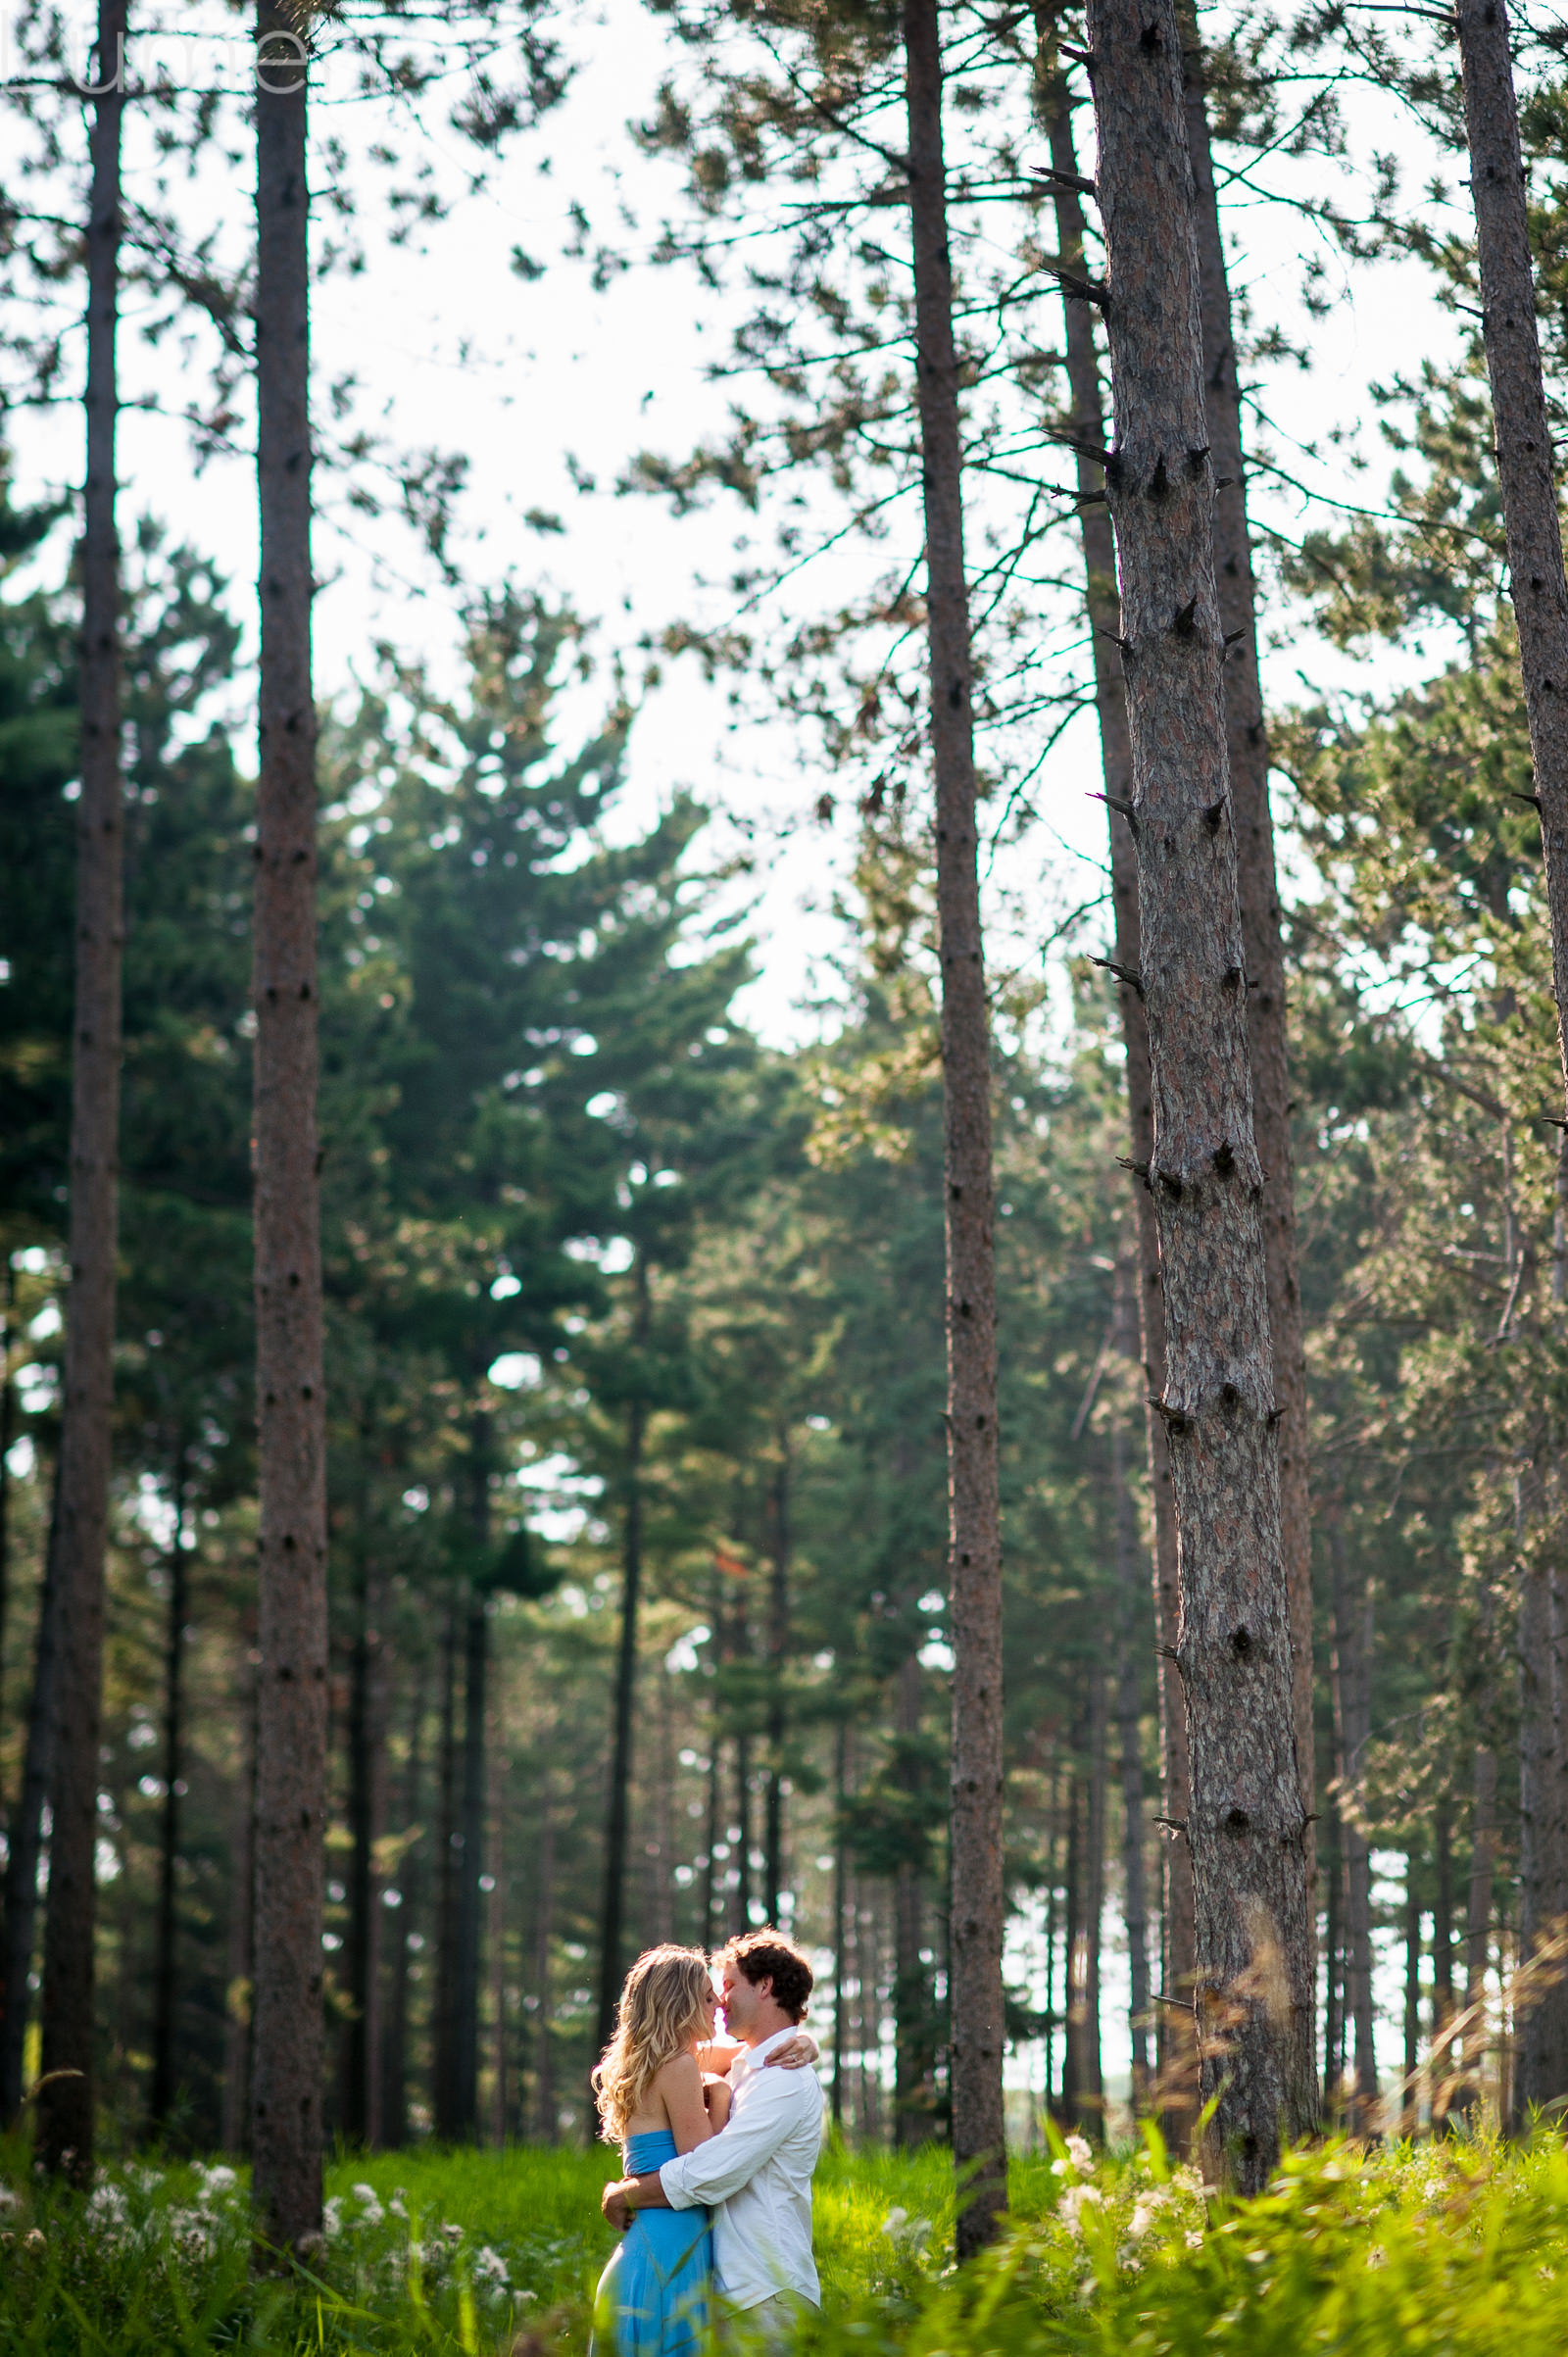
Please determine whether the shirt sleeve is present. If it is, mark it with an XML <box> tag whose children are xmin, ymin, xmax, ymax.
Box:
<box><xmin>658</xmin><ymin>2075</ymin><xmax>805</xmax><ymax>2210</ymax></box>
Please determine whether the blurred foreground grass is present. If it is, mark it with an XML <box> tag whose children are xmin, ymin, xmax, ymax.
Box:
<box><xmin>2</xmin><ymin>2127</ymin><xmax>1568</xmax><ymax>2353</ymax></box>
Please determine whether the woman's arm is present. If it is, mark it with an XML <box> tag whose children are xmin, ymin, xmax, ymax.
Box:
<box><xmin>703</xmin><ymin>2075</ymin><xmax>733</xmax><ymax>2128</ymax></box>
<box><xmin>655</xmin><ymin>2052</ymin><xmax>719</xmax><ymax>2155</ymax></box>
<box><xmin>695</xmin><ymin>2038</ymin><xmax>745</xmax><ymax>2078</ymax></box>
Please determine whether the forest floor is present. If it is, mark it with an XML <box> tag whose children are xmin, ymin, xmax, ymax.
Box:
<box><xmin>3</xmin><ymin>2128</ymin><xmax>1568</xmax><ymax>2352</ymax></box>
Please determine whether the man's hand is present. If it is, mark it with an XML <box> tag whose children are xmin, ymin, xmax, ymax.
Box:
<box><xmin>763</xmin><ymin>2031</ymin><xmax>819</xmax><ymax>2071</ymax></box>
<box><xmin>602</xmin><ymin>2179</ymin><xmax>635</xmax><ymax>2233</ymax></box>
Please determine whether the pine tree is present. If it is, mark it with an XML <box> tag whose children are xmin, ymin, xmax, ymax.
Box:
<box><xmin>36</xmin><ymin>0</ymin><xmax>127</xmax><ymax>2183</ymax></box>
<box><xmin>1083</xmin><ymin>0</ymin><xmax>1316</xmax><ymax>2186</ymax></box>
<box><xmin>250</xmin><ymin>0</ymin><xmax>328</xmax><ymax>2253</ymax></box>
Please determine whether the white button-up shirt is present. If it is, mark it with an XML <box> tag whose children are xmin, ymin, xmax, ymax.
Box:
<box><xmin>658</xmin><ymin>2027</ymin><xmax>825</xmax><ymax>2311</ymax></box>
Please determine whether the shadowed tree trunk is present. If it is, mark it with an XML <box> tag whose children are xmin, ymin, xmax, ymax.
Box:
<box><xmin>1460</xmin><ymin>1744</ymin><xmax>1496</xmax><ymax>2116</ymax></box>
<box><xmin>487</xmin><ymin>1721</ymin><xmax>506</xmax><ymax>2144</ymax></box>
<box><xmin>0</xmin><ymin>1483</ymin><xmax>61</xmax><ymax>2126</ymax></box>
<box><xmin>1457</xmin><ymin>0</ymin><xmax>1568</xmax><ymax>1132</ymax></box>
<box><xmin>1035</xmin><ymin>45</ymin><xmax>1196</xmax><ymax>2136</ymax></box>
<box><xmin>831</xmin><ymin>1719</ymin><xmax>850</xmax><ymax>2132</ymax></box>
<box><xmin>433</xmin><ymin>1596</ymin><xmax>460</xmax><ymax>2135</ymax></box>
<box><xmin>35</xmin><ymin>0</ymin><xmax>127</xmax><ymax>2185</ymax></box>
<box><xmin>764</xmin><ymin>1436</ymin><xmax>790</xmax><ymax>1925</ymax></box>
<box><xmin>1110</xmin><ymin>1284</ymin><xmax>1152</xmax><ymax>2105</ymax></box>
<box><xmin>1515</xmin><ymin>1441</ymin><xmax>1564</xmax><ymax>2121</ymax></box>
<box><xmin>220</xmin><ymin>1656</ymin><xmax>258</xmax><ymax>2154</ymax></box>
<box><xmin>1329</xmin><ymin>1533</ymin><xmax>1376</xmax><ymax>2128</ymax></box>
<box><xmin>1070</xmin><ymin>1671</ymin><xmax>1107</xmax><ymax>2138</ymax></box>
<box><xmin>596</xmin><ymin>1253</ymin><xmax>649</xmax><ymax>2053</ymax></box>
<box><xmin>0</xmin><ymin>1262</ymin><xmax>15</xmax><ymax>1780</ymax></box>
<box><xmin>892</xmin><ymin>1650</ymin><xmax>933</xmax><ymax>2147</ymax></box>
<box><xmin>1432</xmin><ymin>1796</ymin><xmax>1456</xmax><ymax>2129</ymax></box>
<box><xmin>902</xmin><ymin>0</ymin><xmax>1004</xmax><ymax>2250</ymax></box>
<box><xmin>532</xmin><ymin>1763</ymin><xmax>557</xmax><ymax>2140</ymax></box>
<box><xmin>1321</xmin><ymin>1795</ymin><xmax>1343</xmax><ymax>2110</ymax></box>
<box><xmin>341</xmin><ymin>1527</ymin><xmax>383</xmax><ymax>2146</ymax></box>
<box><xmin>454</xmin><ymin>1582</ymin><xmax>488</xmax><ymax>2136</ymax></box>
<box><xmin>249</xmin><ymin>0</ymin><xmax>327</xmax><ymax>2255</ymax></box>
<box><xmin>380</xmin><ymin>1656</ymin><xmax>426</xmax><ymax>2152</ymax></box>
<box><xmin>733</xmin><ymin>1717</ymin><xmax>755</xmax><ymax>1936</ymax></box>
<box><xmin>150</xmin><ymin>1445</ymin><xmax>192</xmax><ymax>2132</ymax></box>
<box><xmin>1083</xmin><ymin>0</ymin><xmax>1316</xmax><ymax>2190</ymax></box>
<box><xmin>1403</xmin><ymin>1856</ymin><xmax>1421</xmax><ymax>2132</ymax></box>
<box><xmin>1178</xmin><ymin>2</ymin><xmax>1314</xmax><ymax>1847</ymax></box>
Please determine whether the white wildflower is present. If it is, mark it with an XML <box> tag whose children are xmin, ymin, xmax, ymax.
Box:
<box><xmin>0</xmin><ymin>2186</ymin><xmax>20</xmax><ymax>2214</ymax></box>
<box><xmin>322</xmin><ymin>2198</ymin><xmax>343</xmax><ymax>2240</ymax></box>
<box><xmin>442</xmin><ymin>2221</ymin><xmax>465</xmax><ymax>2244</ymax></box>
<box><xmin>1065</xmin><ymin>2135</ymin><xmax>1093</xmax><ymax>2173</ymax></box>
<box><xmin>1184</xmin><ymin>2229</ymin><xmax>1203</xmax><ymax>2251</ymax></box>
<box><xmin>196</xmin><ymin>2164</ymin><xmax>238</xmax><ymax>2197</ymax></box>
<box><xmin>348</xmin><ymin>2183</ymin><xmax>385</xmax><ymax>2226</ymax></box>
<box><xmin>881</xmin><ymin>2207</ymin><xmax>907</xmax><ymax>2237</ymax></box>
<box><xmin>389</xmin><ymin>2193</ymin><xmax>408</xmax><ymax>2219</ymax></box>
<box><xmin>1127</xmin><ymin>2202</ymin><xmax>1158</xmax><ymax>2241</ymax></box>
<box><xmin>474</xmin><ymin>2245</ymin><xmax>510</xmax><ymax>2285</ymax></box>
<box><xmin>1056</xmin><ymin>2185</ymin><xmax>1102</xmax><ymax>2235</ymax></box>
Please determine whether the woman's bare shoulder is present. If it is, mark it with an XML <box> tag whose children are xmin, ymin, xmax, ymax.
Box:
<box><xmin>652</xmin><ymin>2049</ymin><xmax>703</xmax><ymax>2094</ymax></box>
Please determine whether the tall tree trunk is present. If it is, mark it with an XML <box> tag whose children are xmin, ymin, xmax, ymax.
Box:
<box><xmin>764</xmin><ymin>1436</ymin><xmax>789</xmax><ymax>1925</ymax></box>
<box><xmin>1402</xmin><ymin>1856</ymin><xmax>1421</xmax><ymax>2133</ymax></box>
<box><xmin>596</xmin><ymin>1256</ymin><xmax>649</xmax><ymax>2053</ymax></box>
<box><xmin>35</xmin><ymin>0</ymin><xmax>127</xmax><ymax>2184</ymax></box>
<box><xmin>1515</xmin><ymin>1443</ymin><xmax>1566</xmax><ymax>2122</ymax></box>
<box><xmin>1432</xmin><ymin>1796</ymin><xmax>1456</xmax><ymax>2130</ymax></box>
<box><xmin>1073</xmin><ymin>1668</ymin><xmax>1106</xmax><ymax>2137</ymax></box>
<box><xmin>0</xmin><ymin>1260</ymin><xmax>15</xmax><ymax>1785</ymax></box>
<box><xmin>453</xmin><ymin>1586</ymin><xmax>487</xmax><ymax>2136</ymax></box>
<box><xmin>220</xmin><ymin>1652</ymin><xmax>258</xmax><ymax>2154</ymax></box>
<box><xmin>1061</xmin><ymin>1737</ymin><xmax>1083</xmax><ymax>2123</ymax></box>
<box><xmin>1035</xmin><ymin>35</ymin><xmax>1196</xmax><ymax>2125</ymax></box>
<box><xmin>380</xmin><ymin>1657</ymin><xmax>426</xmax><ymax>2153</ymax></box>
<box><xmin>892</xmin><ymin>1651</ymin><xmax>931</xmax><ymax>2148</ymax></box>
<box><xmin>341</xmin><ymin>1533</ymin><xmax>382</xmax><ymax>2146</ymax></box>
<box><xmin>487</xmin><ymin>1718</ymin><xmax>506</xmax><ymax>2145</ymax></box>
<box><xmin>1083</xmin><ymin>0</ymin><xmax>1317</xmax><ymax>2189</ymax></box>
<box><xmin>249</xmin><ymin>0</ymin><xmax>326</xmax><ymax>2256</ymax></box>
<box><xmin>0</xmin><ymin>1483</ymin><xmax>61</xmax><ymax>2125</ymax></box>
<box><xmin>531</xmin><ymin>1766</ymin><xmax>556</xmax><ymax>2141</ymax></box>
<box><xmin>1178</xmin><ymin>3</ymin><xmax>1314</xmax><ymax>1847</ymax></box>
<box><xmin>1456</xmin><ymin>0</ymin><xmax>1568</xmax><ymax>1135</ymax></box>
<box><xmin>648</xmin><ymin>1663</ymin><xmax>675</xmax><ymax>1945</ymax></box>
<box><xmin>149</xmin><ymin>1445</ymin><xmax>191</xmax><ymax>2132</ymax></box>
<box><xmin>701</xmin><ymin>1722</ymin><xmax>722</xmax><ymax>1953</ymax></box>
<box><xmin>1321</xmin><ymin>1796</ymin><xmax>1343</xmax><ymax>2111</ymax></box>
<box><xmin>1329</xmin><ymin>1533</ymin><xmax>1376</xmax><ymax>2127</ymax></box>
<box><xmin>1460</xmin><ymin>1744</ymin><xmax>1496</xmax><ymax>2116</ymax></box>
<box><xmin>902</xmin><ymin>0</ymin><xmax>1004</xmax><ymax>2250</ymax></box>
<box><xmin>733</xmin><ymin>1722</ymin><xmax>755</xmax><ymax>1936</ymax></box>
<box><xmin>1111</xmin><ymin>1371</ymin><xmax>1152</xmax><ymax>2107</ymax></box>
<box><xmin>433</xmin><ymin>1596</ymin><xmax>460</xmax><ymax>2135</ymax></box>
<box><xmin>831</xmin><ymin>1719</ymin><xmax>849</xmax><ymax>2133</ymax></box>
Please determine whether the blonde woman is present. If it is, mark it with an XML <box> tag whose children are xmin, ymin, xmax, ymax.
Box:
<box><xmin>591</xmin><ymin>1945</ymin><xmax>814</xmax><ymax>2357</ymax></box>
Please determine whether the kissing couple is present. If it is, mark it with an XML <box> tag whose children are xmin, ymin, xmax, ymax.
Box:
<box><xmin>591</xmin><ymin>1929</ymin><xmax>826</xmax><ymax>2357</ymax></box>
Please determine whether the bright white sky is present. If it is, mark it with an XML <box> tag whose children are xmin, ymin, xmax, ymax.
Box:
<box><xmin>5</xmin><ymin>0</ymin><xmax>1468</xmax><ymax>1053</ymax></box>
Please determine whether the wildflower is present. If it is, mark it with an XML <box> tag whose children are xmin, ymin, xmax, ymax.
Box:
<box><xmin>197</xmin><ymin>2164</ymin><xmax>238</xmax><ymax>2197</ymax></box>
<box><xmin>443</xmin><ymin>2221</ymin><xmax>465</xmax><ymax>2244</ymax></box>
<box><xmin>349</xmin><ymin>2182</ymin><xmax>385</xmax><ymax>2226</ymax></box>
<box><xmin>1056</xmin><ymin>2185</ymin><xmax>1102</xmax><ymax>2235</ymax></box>
<box><xmin>0</xmin><ymin>2186</ymin><xmax>19</xmax><ymax>2213</ymax></box>
<box><xmin>1127</xmin><ymin>2202</ymin><xmax>1157</xmax><ymax>2240</ymax></box>
<box><xmin>24</xmin><ymin>2229</ymin><xmax>46</xmax><ymax>2253</ymax></box>
<box><xmin>1065</xmin><ymin>2135</ymin><xmax>1093</xmax><ymax>2173</ymax></box>
<box><xmin>322</xmin><ymin>2198</ymin><xmax>343</xmax><ymax>2239</ymax></box>
<box><xmin>389</xmin><ymin>2193</ymin><xmax>409</xmax><ymax>2219</ymax></box>
<box><xmin>474</xmin><ymin>2244</ymin><xmax>511</xmax><ymax>2285</ymax></box>
<box><xmin>1184</xmin><ymin>2229</ymin><xmax>1203</xmax><ymax>2251</ymax></box>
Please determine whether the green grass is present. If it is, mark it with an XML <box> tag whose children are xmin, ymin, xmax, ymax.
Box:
<box><xmin>3</xmin><ymin>2128</ymin><xmax>1568</xmax><ymax>2353</ymax></box>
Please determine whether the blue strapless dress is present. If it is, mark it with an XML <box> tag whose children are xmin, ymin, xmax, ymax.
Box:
<box><xmin>592</xmin><ymin>2130</ymin><xmax>712</xmax><ymax>2357</ymax></box>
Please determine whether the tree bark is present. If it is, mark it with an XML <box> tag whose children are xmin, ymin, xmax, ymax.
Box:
<box><xmin>249</xmin><ymin>0</ymin><xmax>326</xmax><ymax>2256</ymax></box>
<box><xmin>595</xmin><ymin>1253</ymin><xmax>649</xmax><ymax>2053</ymax></box>
<box><xmin>902</xmin><ymin>0</ymin><xmax>1004</xmax><ymax>2249</ymax></box>
<box><xmin>1456</xmin><ymin>0</ymin><xmax>1568</xmax><ymax>1129</ymax></box>
<box><xmin>35</xmin><ymin>0</ymin><xmax>127</xmax><ymax>2185</ymax></box>
<box><xmin>831</xmin><ymin>1719</ymin><xmax>849</xmax><ymax>2133</ymax></box>
<box><xmin>1073</xmin><ymin>1670</ymin><xmax>1106</xmax><ymax>2137</ymax></box>
<box><xmin>487</xmin><ymin>1718</ymin><xmax>506</xmax><ymax>2144</ymax></box>
<box><xmin>0</xmin><ymin>1261</ymin><xmax>15</xmax><ymax>1788</ymax></box>
<box><xmin>149</xmin><ymin>1446</ymin><xmax>191</xmax><ymax>2131</ymax></box>
<box><xmin>764</xmin><ymin>1436</ymin><xmax>789</xmax><ymax>1925</ymax></box>
<box><xmin>1036</xmin><ymin>51</ymin><xmax>1197</xmax><ymax>2136</ymax></box>
<box><xmin>0</xmin><ymin>1480</ymin><xmax>61</xmax><ymax>2126</ymax></box>
<box><xmin>1178</xmin><ymin>2</ymin><xmax>1314</xmax><ymax>1845</ymax></box>
<box><xmin>1329</xmin><ymin>1533</ymin><xmax>1376</xmax><ymax>2127</ymax></box>
<box><xmin>892</xmin><ymin>1650</ymin><xmax>932</xmax><ymax>2147</ymax></box>
<box><xmin>1321</xmin><ymin>1796</ymin><xmax>1343</xmax><ymax>2110</ymax></box>
<box><xmin>1082</xmin><ymin>0</ymin><xmax>1317</xmax><ymax>2189</ymax></box>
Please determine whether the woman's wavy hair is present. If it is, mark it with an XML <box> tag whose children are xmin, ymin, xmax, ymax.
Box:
<box><xmin>592</xmin><ymin>1945</ymin><xmax>714</xmax><ymax>2144</ymax></box>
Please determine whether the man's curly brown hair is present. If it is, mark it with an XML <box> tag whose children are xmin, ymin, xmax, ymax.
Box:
<box><xmin>720</xmin><ymin>1928</ymin><xmax>813</xmax><ymax>2024</ymax></box>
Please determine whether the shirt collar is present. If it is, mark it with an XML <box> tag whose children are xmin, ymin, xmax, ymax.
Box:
<box><xmin>735</xmin><ymin>2025</ymin><xmax>795</xmax><ymax>2075</ymax></box>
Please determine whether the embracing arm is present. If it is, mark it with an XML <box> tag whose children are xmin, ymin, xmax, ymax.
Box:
<box><xmin>659</xmin><ymin>2074</ymin><xmax>806</xmax><ymax>2210</ymax></box>
<box><xmin>656</xmin><ymin>2052</ymin><xmax>719</xmax><ymax>2156</ymax></box>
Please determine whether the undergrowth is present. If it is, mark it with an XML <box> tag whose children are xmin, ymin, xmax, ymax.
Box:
<box><xmin>1</xmin><ymin>2125</ymin><xmax>1566</xmax><ymax>2353</ymax></box>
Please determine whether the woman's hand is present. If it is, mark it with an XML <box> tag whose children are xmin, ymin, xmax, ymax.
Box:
<box><xmin>763</xmin><ymin>2031</ymin><xmax>819</xmax><ymax>2071</ymax></box>
<box><xmin>703</xmin><ymin>2075</ymin><xmax>733</xmax><ymax>2127</ymax></box>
